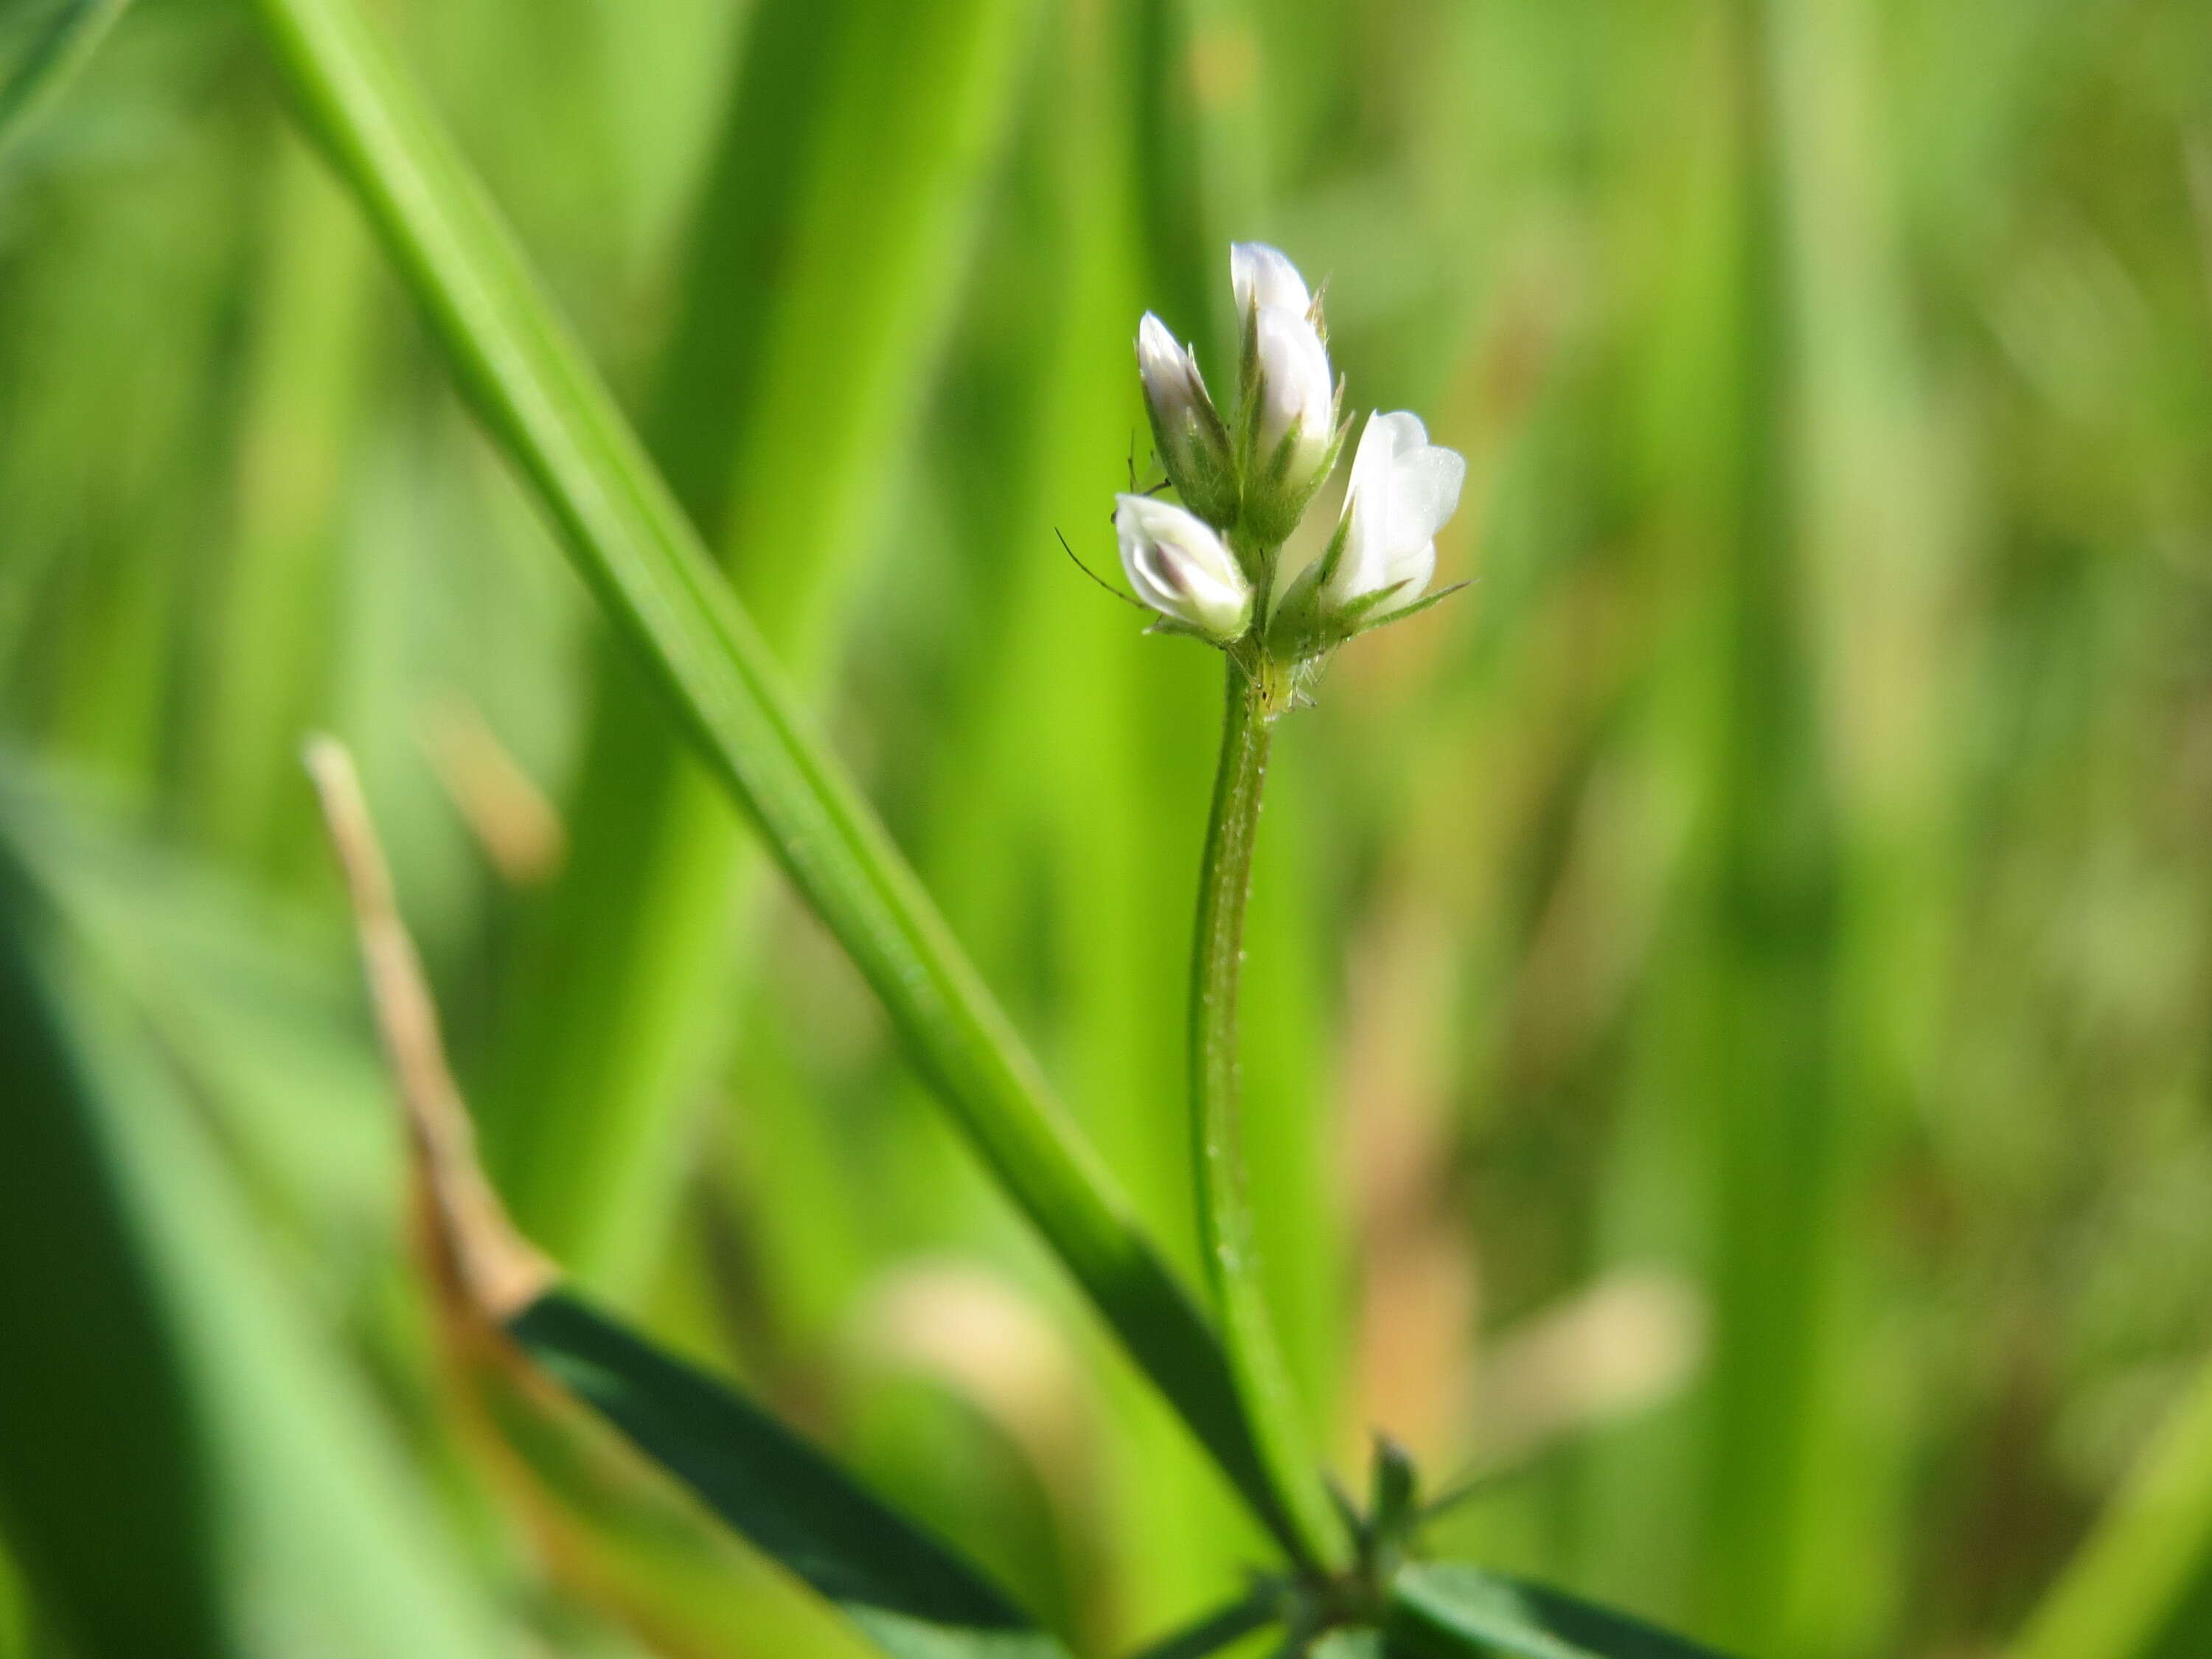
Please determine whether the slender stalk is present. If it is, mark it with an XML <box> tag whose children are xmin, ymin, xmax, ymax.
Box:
<box><xmin>1189</xmin><ymin>658</ymin><xmax>1350</xmax><ymax>1573</ymax></box>
<box><xmin>240</xmin><ymin>0</ymin><xmax>1310</xmax><ymax>1568</ymax></box>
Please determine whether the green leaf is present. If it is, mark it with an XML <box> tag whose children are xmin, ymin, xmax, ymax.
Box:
<box><xmin>1388</xmin><ymin>1564</ymin><xmax>1733</xmax><ymax>1659</ymax></box>
<box><xmin>509</xmin><ymin>1290</ymin><xmax>1073</xmax><ymax>1659</ymax></box>
<box><xmin>2011</xmin><ymin>1343</ymin><xmax>2212</xmax><ymax>1659</ymax></box>
<box><xmin>0</xmin><ymin>0</ymin><xmax>130</xmax><ymax>159</ymax></box>
<box><xmin>0</xmin><ymin>813</ymin><xmax>514</xmax><ymax>1659</ymax></box>
<box><xmin>306</xmin><ymin>736</ymin><xmax>1044</xmax><ymax>1659</ymax></box>
<box><xmin>242</xmin><ymin>0</ymin><xmax>1306</xmax><ymax>1565</ymax></box>
<box><xmin>482</xmin><ymin>0</ymin><xmax>1039</xmax><ymax>1299</ymax></box>
<box><xmin>0</xmin><ymin>855</ymin><xmax>231</xmax><ymax>1659</ymax></box>
<box><xmin>1121</xmin><ymin>1587</ymin><xmax>1280</xmax><ymax>1659</ymax></box>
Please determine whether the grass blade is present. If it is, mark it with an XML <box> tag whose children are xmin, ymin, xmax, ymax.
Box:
<box><xmin>0</xmin><ymin>0</ymin><xmax>130</xmax><ymax>159</ymax></box>
<box><xmin>307</xmin><ymin>737</ymin><xmax>1074</xmax><ymax>1659</ymax></box>
<box><xmin>0</xmin><ymin>788</ymin><xmax>514</xmax><ymax>1659</ymax></box>
<box><xmin>2011</xmin><ymin>1347</ymin><xmax>2212</xmax><ymax>1659</ymax></box>
<box><xmin>0</xmin><ymin>856</ymin><xmax>231</xmax><ymax>1659</ymax></box>
<box><xmin>242</xmin><ymin>0</ymin><xmax>1310</xmax><ymax>1562</ymax></box>
<box><xmin>484</xmin><ymin>0</ymin><xmax>1038</xmax><ymax>1295</ymax></box>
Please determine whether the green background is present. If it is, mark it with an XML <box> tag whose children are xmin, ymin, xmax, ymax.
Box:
<box><xmin>5</xmin><ymin>0</ymin><xmax>2212</xmax><ymax>1655</ymax></box>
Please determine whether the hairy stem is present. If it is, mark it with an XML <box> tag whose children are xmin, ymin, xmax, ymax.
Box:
<box><xmin>1189</xmin><ymin>658</ymin><xmax>1349</xmax><ymax>1572</ymax></box>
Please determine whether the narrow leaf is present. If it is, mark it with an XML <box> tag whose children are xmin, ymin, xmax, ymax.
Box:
<box><xmin>484</xmin><ymin>0</ymin><xmax>1039</xmax><ymax>1296</ymax></box>
<box><xmin>246</xmin><ymin>0</ymin><xmax>1302</xmax><ymax>1562</ymax></box>
<box><xmin>306</xmin><ymin>740</ymin><xmax>1074</xmax><ymax>1659</ymax></box>
<box><xmin>1121</xmin><ymin>1589</ymin><xmax>1280</xmax><ymax>1659</ymax></box>
<box><xmin>2011</xmin><ymin>1342</ymin><xmax>2212</xmax><ymax>1659</ymax></box>
<box><xmin>0</xmin><ymin>853</ymin><xmax>231</xmax><ymax>1659</ymax></box>
<box><xmin>0</xmin><ymin>786</ymin><xmax>514</xmax><ymax>1659</ymax></box>
<box><xmin>512</xmin><ymin>1292</ymin><xmax>1068</xmax><ymax>1659</ymax></box>
<box><xmin>1389</xmin><ymin>1564</ymin><xmax>1733</xmax><ymax>1659</ymax></box>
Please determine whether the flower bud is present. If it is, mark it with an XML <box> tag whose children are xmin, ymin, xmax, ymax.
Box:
<box><xmin>1231</xmin><ymin>241</ymin><xmax>1312</xmax><ymax>319</ymax></box>
<box><xmin>1231</xmin><ymin>243</ymin><xmax>1338</xmax><ymax>542</ymax></box>
<box><xmin>1116</xmin><ymin>493</ymin><xmax>1253</xmax><ymax>643</ymax></box>
<box><xmin>1321</xmin><ymin>411</ymin><xmax>1465</xmax><ymax>625</ymax></box>
<box><xmin>1135</xmin><ymin>313</ymin><xmax>1236</xmax><ymax>526</ymax></box>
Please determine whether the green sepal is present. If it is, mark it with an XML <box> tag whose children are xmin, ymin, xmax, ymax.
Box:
<box><xmin>1239</xmin><ymin>383</ymin><xmax>1349</xmax><ymax>551</ymax></box>
<box><xmin>1272</xmin><ymin>578</ymin><xmax>1469</xmax><ymax>669</ymax></box>
<box><xmin>1353</xmin><ymin>581</ymin><xmax>1470</xmax><ymax>635</ymax></box>
<box><xmin>1264</xmin><ymin>511</ymin><xmax>1352</xmax><ymax>658</ymax></box>
<box><xmin>1146</xmin><ymin>383</ymin><xmax>1239</xmax><ymax>530</ymax></box>
<box><xmin>1368</xmin><ymin>1436</ymin><xmax>1420</xmax><ymax>1551</ymax></box>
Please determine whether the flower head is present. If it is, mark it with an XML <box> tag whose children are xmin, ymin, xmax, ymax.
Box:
<box><xmin>1116</xmin><ymin>493</ymin><xmax>1253</xmax><ymax>643</ymax></box>
<box><xmin>1135</xmin><ymin>313</ymin><xmax>1236</xmax><ymax>526</ymax></box>
<box><xmin>1319</xmin><ymin>411</ymin><xmax>1466</xmax><ymax>624</ymax></box>
<box><xmin>1231</xmin><ymin>243</ymin><xmax>1338</xmax><ymax>537</ymax></box>
<box><xmin>1110</xmin><ymin>247</ymin><xmax>1467</xmax><ymax>680</ymax></box>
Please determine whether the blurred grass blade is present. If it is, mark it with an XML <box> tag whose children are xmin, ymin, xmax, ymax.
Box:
<box><xmin>1388</xmin><ymin>1565</ymin><xmax>1732</xmax><ymax>1659</ymax></box>
<box><xmin>243</xmin><ymin>0</ymin><xmax>1310</xmax><ymax>1565</ymax></box>
<box><xmin>0</xmin><ymin>854</ymin><xmax>231</xmax><ymax>1659</ymax></box>
<box><xmin>2011</xmin><ymin>1348</ymin><xmax>2212</xmax><ymax>1659</ymax></box>
<box><xmin>306</xmin><ymin>738</ymin><xmax>1074</xmax><ymax>1659</ymax></box>
<box><xmin>486</xmin><ymin>0</ymin><xmax>1037</xmax><ymax>1295</ymax></box>
<box><xmin>0</xmin><ymin>0</ymin><xmax>130</xmax><ymax>159</ymax></box>
<box><xmin>0</xmin><ymin>784</ymin><xmax>513</xmax><ymax>1659</ymax></box>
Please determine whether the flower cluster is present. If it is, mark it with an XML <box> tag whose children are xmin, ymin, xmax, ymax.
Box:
<box><xmin>1114</xmin><ymin>243</ymin><xmax>1466</xmax><ymax>681</ymax></box>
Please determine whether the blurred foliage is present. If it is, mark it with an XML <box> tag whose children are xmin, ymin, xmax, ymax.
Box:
<box><xmin>5</xmin><ymin>0</ymin><xmax>2212</xmax><ymax>1655</ymax></box>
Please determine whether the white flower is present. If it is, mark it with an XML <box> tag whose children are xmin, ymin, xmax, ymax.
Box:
<box><xmin>1231</xmin><ymin>242</ymin><xmax>1312</xmax><ymax>319</ymax></box>
<box><xmin>1230</xmin><ymin>243</ymin><xmax>1334</xmax><ymax>493</ymax></box>
<box><xmin>1116</xmin><ymin>493</ymin><xmax>1253</xmax><ymax>642</ymax></box>
<box><xmin>1137</xmin><ymin>312</ymin><xmax>1208</xmax><ymax>429</ymax></box>
<box><xmin>1321</xmin><ymin>411</ymin><xmax>1466</xmax><ymax>622</ymax></box>
<box><xmin>1135</xmin><ymin>313</ymin><xmax>1234</xmax><ymax>524</ymax></box>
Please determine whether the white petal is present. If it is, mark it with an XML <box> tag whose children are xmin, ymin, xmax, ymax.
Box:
<box><xmin>1349</xmin><ymin>411</ymin><xmax>1417</xmax><ymax>504</ymax></box>
<box><xmin>1371</xmin><ymin>539</ymin><xmax>1437</xmax><ymax>616</ymax></box>
<box><xmin>1253</xmin><ymin>304</ymin><xmax>1334</xmax><ymax>461</ymax></box>
<box><xmin>1114</xmin><ymin>493</ymin><xmax>1251</xmax><ymax>640</ymax></box>
<box><xmin>1136</xmin><ymin>312</ymin><xmax>1200</xmax><ymax>411</ymax></box>
<box><xmin>1325</xmin><ymin>411</ymin><xmax>1467</xmax><ymax>618</ymax></box>
<box><xmin>1231</xmin><ymin>242</ymin><xmax>1311</xmax><ymax>319</ymax></box>
<box><xmin>1332</xmin><ymin>413</ymin><xmax>1407</xmax><ymax>599</ymax></box>
<box><xmin>1387</xmin><ymin>442</ymin><xmax>1466</xmax><ymax>546</ymax></box>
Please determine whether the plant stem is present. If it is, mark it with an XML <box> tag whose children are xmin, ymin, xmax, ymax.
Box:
<box><xmin>1189</xmin><ymin>657</ymin><xmax>1349</xmax><ymax>1573</ymax></box>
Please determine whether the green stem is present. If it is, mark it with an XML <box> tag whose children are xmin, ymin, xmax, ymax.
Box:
<box><xmin>1190</xmin><ymin>658</ymin><xmax>1349</xmax><ymax>1573</ymax></box>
